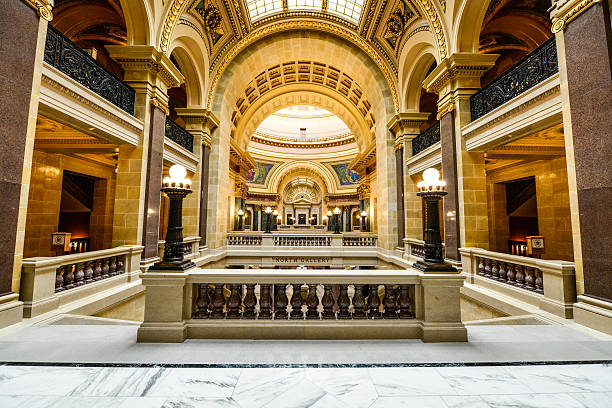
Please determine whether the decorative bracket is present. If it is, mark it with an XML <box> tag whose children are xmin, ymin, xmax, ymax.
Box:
<box><xmin>23</xmin><ymin>0</ymin><xmax>53</xmax><ymax>21</ymax></box>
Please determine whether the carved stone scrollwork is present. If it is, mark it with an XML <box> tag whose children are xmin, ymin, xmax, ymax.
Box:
<box><xmin>234</xmin><ymin>181</ymin><xmax>248</xmax><ymax>199</ymax></box>
<box><xmin>24</xmin><ymin>0</ymin><xmax>53</xmax><ymax>21</ymax></box>
<box><xmin>357</xmin><ymin>183</ymin><xmax>371</xmax><ymax>200</ymax></box>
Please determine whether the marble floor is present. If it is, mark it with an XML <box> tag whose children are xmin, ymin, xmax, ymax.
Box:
<box><xmin>0</xmin><ymin>363</ymin><xmax>611</xmax><ymax>407</ymax></box>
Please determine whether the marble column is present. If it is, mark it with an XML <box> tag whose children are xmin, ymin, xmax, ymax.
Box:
<box><xmin>424</xmin><ymin>54</ymin><xmax>498</xmax><ymax>261</ymax></box>
<box><xmin>107</xmin><ymin>46</ymin><xmax>184</xmax><ymax>263</ymax></box>
<box><xmin>395</xmin><ymin>147</ymin><xmax>405</xmax><ymax>245</ymax></box>
<box><xmin>552</xmin><ymin>0</ymin><xmax>612</xmax><ymax>301</ymax></box>
<box><xmin>0</xmin><ymin>0</ymin><xmax>50</xmax><ymax>326</ymax></box>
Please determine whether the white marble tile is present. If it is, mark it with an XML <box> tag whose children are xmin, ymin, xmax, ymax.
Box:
<box><xmin>0</xmin><ymin>395</ymin><xmax>32</xmax><ymax>408</ymax></box>
<box><xmin>118</xmin><ymin>397</ymin><xmax>167</xmax><ymax>408</ymax></box>
<box><xmin>146</xmin><ymin>368</ymin><xmax>241</xmax><ymax>398</ymax></box>
<box><xmin>369</xmin><ymin>396</ymin><xmax>448</xmax><ymax>407</ymax></box>
<box><xmin>70</xmin><ymin>367</ymin><xmax>166</xmax><ymax>397</ymax></box>
<box><xmin>442</xmin><ymin>395</ymin><xmax>491</xmax><ymax>408</ymax></box>
<box><xmin>368</xmin><ymin>367</ymin><xmax>455</xmax><ymax>396</ymax></box>
<box><xmin>305</xmin><ymin>367</ymin><xmax>377</xmax><ymax>408</ymax></box>
<box><xmin>436</xmin><ymin>366</ymin><xmax>527</xmax><ymax>395</ymax></box>
<box><xmin>568</xmin><ymin>392</ymin><xmax>612</xmax><ymax>408</ymax></box>
<box><xmin>159</xmin><ymin>397</ymin><xmax>241</xmax><ymax>407</ymax></box>
<box><xmin>6</xmin><ymin>396</ymin><xmax>128</xmax><ymax>408</ymax></box>
<box><xmin>262</xmin><ymin>379</ymin><xmax>327</xmax><ymax>408</ymax></box>
<box><xmin>232</xmin><ymin>368</ymin><xmax>304</xmax><ymax>408</ymax></box>
<box><xmin>505</xmin><ymin>364</ymin><xmax>612</xmax><ymax>393</ymax></box>
<box><xmin>309</xmin><ymin>393</ymin><xmax>353</xmax><ymax>408</ymax></box>
<box><xmin>482</xmin><ymin>393</ymin><xmax>587</xmax><ymax>408</ymax></box>
<box><xmin>0</xmin><ymin>366</ymin><xmax>97</xmax><ymax>396</ymax></box>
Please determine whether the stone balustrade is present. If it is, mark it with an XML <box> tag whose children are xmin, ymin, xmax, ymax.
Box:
<box><xmin>158</xmin><ymin>237</ymin><xmax>201</xmax><ymax>260</ymax></box>
<box><xmin>227</xmin><ymin>232</ymin><xmax>377</xmax><ymax>248</ymax></box>
<box><xmin>138</xmin><ymin>268</ymin><xmax>466</xmax><ymax>342</ymax></box>
<box><xmin>274</xmin><ymin>235</ymin><xmax>331</xmax><ymax>247</ymax></box>
<box><xmin>343</xmin><ymin>236</ymin><xmax>377</xmax><ymax>247</ymax></box>
<box><xmin>21</xmin><ymin>245</ymin><xmax>143</xmax><ymax>318</ymax></box>
<box><xmin>460</xmin><ymin>247</ymin><xmax>576</xmax><ymax>318</ymax></box>
<box><xmin>227</xmin><ymin>235</ymin><xmax>263</xmax><ymax>246</ymax></box>
<box><xmin>403</xmin><ymin>238</ymin><xmax>425</xmax><ymax>261</ymax></box>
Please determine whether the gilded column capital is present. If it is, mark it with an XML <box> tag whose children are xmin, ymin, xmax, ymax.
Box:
<box><xmin>388</xmin><ymin>112</ymin><xmax>431</xmax><ymax>149</ymax></box>
<box><xmin>23</xmin><ymin>0</ymin><xmax>53</xmax><ymax>21</ymax></box>
<box><xmin>175</xmin><ymin>108</ymin><xmax>219</xmax><ymax>148</ymax></box>
<box><xmin>550</xmin><ymin>0</ymin><xmax>602</xmax><ymax>33</ymax></box>
<box><xmin>423</xmin><ymin>53</ymin><xmax>499</xmax><ymax>118</ymax></box>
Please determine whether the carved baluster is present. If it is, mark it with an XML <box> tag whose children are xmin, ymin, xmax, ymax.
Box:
<box><xmin>55</xmin><ymin>266</ymin><xmax>65</xmax><ymax>292</ymax></box>
<box><xmin>63</xmin><ymin>264</ymin><xmax>75</xmax><ymax>289</ymax></box>
<box><xmin>290</xmin><ymin>284</ymin><xmax>304</xmax><ymax>319</ymax></box>
<box><xmin>211</xmin><ymin>284</ymin><xmax>226</xmax><ymax>318</ymax></box>
<box><xmin>321</xmin><ymin>285</ymin><xmax>335</xmax><ymax>319</ymax></box>
<box><xmin>116</xmin><ymin>256</ymin><xmax>125</xmax><ymax>274</ymax></box>
<box><xmin>83</xmin><ymin>261</ymin><xmax>94</xmax><ymax>283</ymax></box>
<box><xmin>109</xmin><ymin>257</ymin><xmax>117</xmax><ymax>276</ymax></box>
<box><xmin>227</xmin><ymin>284</ymin><xmax>242</xmax><ymax>319</ymax></box>
<box><xmin>368</xmin><ymin>284</ymin><xmax>380</xmax><ymax>318</ymax></box>
<box><xmin>93</xmin><ymin>260</ymin><xmax>102</xmax><ymax>281</ymax></box>
<box><xmin>352</xmin><ymin>284</ymin><xmax>366</xmax><ymax>319</ymax></box>
<box><xmin>498</xmin><ymin>262</ymin><xmax>507</xmax><ymax>282</ymax></box>
<box><xmin>491</xmin><ymin>261</ymin><xmax>499</xmax><ymax>280</ymax></box>
<box><xmin>337</xmin><ymin>284</ymin><xmax>350</xmax><ymax>319</ymax></box>
<box><xmin>535</xmin><ymin>269</ymin><xmax>544</xmax><ymax>293</ymax></box>
<box><xmin>506</xmin><ymin>262</ymin><xmax>516</xmax><ymax>284</ymax></box>
<box><xmin>306</xmin><ymin>284</ymin><xmax>319</xmax><ymax>319</ymax></box>
<box><xmin>383</xmin><ymin>285</ymin><xmax>397</xmax><ymax>318</ymax></box>
<box><xmin>194</xmin><ymin>284</ymin><xmax>209</xmax><ymax>318</ymax></box>
<box><xmin>524</xmin><ymin>267</ymin><xmax>535</xmax><ymax>291</ymax></box>
<box><xmin>73</xmin><ymin>263</ymin><xmax>85</xmax><ymax>286</ymax></box>
<box><xmin>477</xmin><ymin>257</ymin><xmax>485</xmax><ymax>276</ymax></box>
<box><xmin>259</xmin><ymin>284</ymin><xmax>272</xmax><ymax>318</ymax></box>
<box><xmin>398</xmin><ymin>284</ymin><xmax>412</xmax><ymax>318</ymax></box>
<box><xmin>274</xmin><ymin>284</ymin><xmax>289</xmax><ymax>319</ymax></box>
<box><xmin>484</xmin><ymin>259</ymin><xmax>492</xmax><ymax>278</ymax></box>
<box><xmin>515</xmin><ymin>265</ymin><xmax>525</xmax><ymax>288</ymax></box>
<box><xmin>243</xmin><ymin>284</ymin><xmax>257</xmax><ymax>318</ymax></box>
<box><xmin>101</xmin><ymin>258</ymin><xmax>110</xmax><ymax>279</ymax></box>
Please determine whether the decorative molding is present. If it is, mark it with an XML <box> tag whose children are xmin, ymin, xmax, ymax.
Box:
<box><xmin>207</xmin><ymin>20</ymin><xmax>400</xmax><ymax>112</ymax></box>
<box><xmin>160</xmin><ymin>0</ymin><xmax>189</xmax><ymax>53</ymax></box>
<box><xmin>396</xmin><ymin>25</ymin><xmax>430</xmax><ymax>58</ymax></box>
<box><xmin>23</xmin><ymin>0</ymin><xmax>53</xmax><ymax>21</ymax></box>
<box><xmin>415</xmin><ymin>0</ymin><xmax>447</xmax><ymax>59</ymax></box>
<box><xmin>251</xmin><ymin>133</ymin><xmax>356</xmax><ymax>149</ymax></box>
<box><xmin>357</xmin><ymin>183</ymin><xmax>371</xmax><ymax>199</ymax></box>
<box><xmin>106</xmin><ymin>46</ymin><xmax>184</xmax><ymax>90</ymax></box>
<box><xmin>551</xmin><ymin>0</ymin><xmax>602</xmax><ymax>33</ymax></box>
<box><xmin>436</xmin><ymin>100</ymin><xmax>454</xmax><ymax>119</ymax></box>
<box><xmin>151</xmin><ymin>97</ymin><xmax>170</xmax><ymax>116</ymax></box>
<box><xmin>235</xmin><ymin>180</ymin><xmax>248</xmax><ymax>198</ymax></box>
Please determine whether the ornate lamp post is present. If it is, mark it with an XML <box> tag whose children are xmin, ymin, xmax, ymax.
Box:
<box><xmin>413</xmin><ymin>168</ymin><xmax>457</xmax><ymax>272</ymax></box>
<box><xmin>236</xmin><ymin>209</ymin><xmax>244</xmax><ymax>231</ymax></box>
<box><xmin>264</xmin><ymin>206</ymin><xmax>272</xmax><ymax>233</ymax></box>
<box><xmin>273</xmin><ymin>209</ymin><xmax>279</xmax><ymax>231</ymax></box>
<box><xmin>360</xmin><ymin>210</ymin><xmax>368</xmax><ymax>232</ymax></box>
<box><xmin>152</xmin><ymin>164</ymin><xmax>195</xmax><ymax>271</ymax></box>
<box><xmin>333</xmin><ymin>207</ymin><xmax>341</xmax><ymax>234</ymax></box>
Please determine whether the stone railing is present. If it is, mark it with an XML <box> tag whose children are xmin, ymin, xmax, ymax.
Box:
<box><xmin>159</xmin><ymin>237</ymin><xmax>200</xmax><ymax>260</ymax></box>
<box><xmin>43</xmin><ymin>25</ymin><xmax>135</xmax><ymax>115</ymax></box>
<box><xmin>343</xmin><ymin>236</ymin><xmax>377</xmax><ymax>246</ymax></box>
<box><xmin>227</xmin><ymin>235</ymin><xmax>263</xmax><ymax>246</ymax></box>
<box><xmin>412</xmin><ymin>121</ymin><xmax>440</xmax><ymax>155</ymax></box>
<box><xmin>460</xmin><ymin>247</ymin><xmax>576</xmax><ymax>318</ymax></box>
<box><xmin>165</xmin><ymin>117</ymin><xmax>194</xmax><ymax>152</ymax></box>
<box><xmin>403</xmin><ymin>238</ymin><xmax>425</xmax><ymax>260</ymax></box>
<box><xmin>470</xmin><ymin>36</ymin><xmax>558</xmax><ymax>121</ymax></box>
<box><xmin>138</xmin><ymin>269</ymin><xmax>466</xmax><ymax>342</ymax></box>
<box><xmin>21</xmin><ymin>245</ymin><xmax>143</xmax><ymax>318</ymax></box>
<box><xmin>274</xmin><ymin>235</ymin><xmax>331</xmax><ymax>247</ymax></box>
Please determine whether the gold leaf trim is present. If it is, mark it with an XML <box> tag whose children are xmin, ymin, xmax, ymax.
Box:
<box><xmin>23</xmin><ymin>0</ymin><xmax>53</xmax><ymax>21</ymax></box>
<box><xmin>551</xmin><ymin>0</ymin><xmax>602</xmax><ymax>33</ymax></box>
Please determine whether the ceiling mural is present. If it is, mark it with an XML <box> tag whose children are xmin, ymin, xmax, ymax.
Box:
<box><xmin>331</xmin><ymin>163</ymin><xmax>359</xmax><ymax>185</ymax></box>
<box><xmin>248</xmin><ymin>163</ymin><xmax>275</xmax><ymax>184</ymax></box>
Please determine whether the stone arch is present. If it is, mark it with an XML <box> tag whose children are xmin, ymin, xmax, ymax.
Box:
<box><xmin>236</xmin><ymin>87</ymin><xmax>370</xmax><ymax>154</ymax></box>
<box><xmin>267</xmin><ymin>161</ymin><xmax>341</xmax><ymax>195</ymax></box>
<box><xmin>452</xmin><ymin>0</ymin><xmax>492</xmax><ymax>53</ymax></box>
<box><xmin>411</xmin><ymin>0</ymin><xmax>450</xmax><ymax>59</ymax></box>
<box><xmin>119</xmin><ymin>0</ymin><xmax>153</xmax><ymax>46</ymax></box>
<box><xmin>168</xmin><ymin>24</ymin><xmax>210</xmax><ymax>107</ymax></box>
<box><xmin>398</xmin><ymin>29</ymin><xmax>439</xmax><ymax>112</ymax></box>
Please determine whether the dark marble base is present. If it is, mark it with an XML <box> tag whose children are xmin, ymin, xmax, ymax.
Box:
<box><xmin>150</xmin><ymin>260</ymin><xmax>196</xmax><ymax>271</ymax></box>
<box><xmin>412</xmin><ymin>260</ymin><xmax>458</xmax><ymax>273</ymax></box>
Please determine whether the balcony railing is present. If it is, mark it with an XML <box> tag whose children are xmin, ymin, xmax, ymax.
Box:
<box><xmin>165</xmin><ymin>117</ymin><xmax>194</xmax><ymax>152</ymax></box>
<box><xmin>227</xmin><ymin>233</ymin><xmax>378</xmax><ymax>248</ymax></box>
<box><xmin>44</xmin><ymin>25</ymin><xmax>135</xmax><ymax>115</ymax></box>
<box><xmin>470</xmin><ymin>36</ymin><xmax>558</xmax><ymax>122</ymax></box>
<box><xmin>412</xmin><ymin>121</ymin><xmax>440</xmax><ymax>156</ymax></box>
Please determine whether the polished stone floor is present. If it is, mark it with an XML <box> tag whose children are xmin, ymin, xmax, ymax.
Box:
<box><xmin>0</xmin><ymin>363</ymin><xmax>611</xmax><ymax>407</ymax></box>
<box><xmin>0</xmin><ymin>319</ymin><xmax>611</xmax><ymax>407</ymax></box>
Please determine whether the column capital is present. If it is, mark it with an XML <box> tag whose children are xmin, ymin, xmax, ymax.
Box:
<box><xmin>106</xmin><ymin>46</ymin><xmax>184</xmax><ymax>114</ymax></box>
<box><xmin>550</xmin><ymin>0</ymin><xmax>602</xmax><ymax>32</ymax></box>
<box><xmin>388</xmin><ymin>112</ymin><xmax>431</xmax><ymax>149</ymax></box>
<box><xmin>423</xmin><ymin>53</ymin><xmax>498</xmax><ymax>118</ymax></box>
<box><xmin>23</xmin><ymin>0</ymin><xmax>53</xmax><ymax>21</ymax></box>
<box><xmin>175</xmin><ymin>108</ymin><xmax>219</xmax><ymax>148</ymax></box>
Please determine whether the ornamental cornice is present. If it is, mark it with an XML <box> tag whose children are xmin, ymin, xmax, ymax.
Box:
<box><xmin>106</xmin><ymin>46</ymin><xmax>184</xmax><ymax>89</ymax></box>
<box><xmin>423</xmin><ymin>53</ymin><xmax>499</xmax><ymax>96</ymax></box>
<box><xmin>388</xmin><ymin>112</ymin><xmax>431</xmax><ymax>136</ymax></box>
<box><xmin>415</xmin><ymin>0</ymin><xmax>447</xmax><ymax>59</ymax></box>
<box><xmin>550</xmin><ymin>0</ymin><xmax>602</xmax><ymax>32</ymax></box>
<box><xmin>151</xmin><ymin>97</ymin><xmax>170</xmax><ymax>116</ymax></box>
<box><xmin>251</xmin><ymin>134</ymin><xmax>356</xmax><ymax>149</ymax></box>
<box><xmin>160</xmin><ymin>0</ymin><xmax>189</xmax><ymax>53</ymax></box>
<box><xmin>23</xmin><ymin>0</ymin><xmax>53</xmax><ymax>21</ymax></box>
<box><xmin>40</xmin><ymin>73</ymin><xmax>142</xmax><ymax>134</ymax></box>
<box><xmin>207</xmin><ymin>20</ymin><xmax>400</xmax><ymax>112</ymax></box>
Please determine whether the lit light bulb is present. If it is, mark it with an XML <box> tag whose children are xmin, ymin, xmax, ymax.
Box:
<box><xmin>417</xmin><ymin>181</ymin><xmax>426</xmax><ymax>189</ymax></box>
<box><xmin>163</xmin><ymin>177</ymin><xmax>171</xmax><ymax>185</ymax></box>
<box><xmin>237</xmin><ymin>209</ymin><xmax>244</xmax><ymax>216</ymax></box>
<box><xmin>422</xmin><ymin>168</ymin><xmax>440</xmax><ymax>186</ymax></box>
<box><xmin>183</xmin><ymin>178</ymin><xmax>191</xmax><ymax>188</ymax></box>
<box><xmin>169</xmin><ymin>164</ymin><xmax>187</xmax><ymax>181</ymax></box>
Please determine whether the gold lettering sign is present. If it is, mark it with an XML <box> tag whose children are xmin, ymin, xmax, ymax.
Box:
<box><xmin>273</xmin><ymin>257</ymin><xmax>330</xmax><ymax>264</ymax></box>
